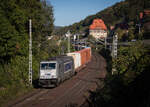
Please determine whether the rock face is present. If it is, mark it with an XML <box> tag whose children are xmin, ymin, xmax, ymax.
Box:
<box><xmin>89</xmin><ymin>19</ymin><xmax>107</xmax><ymax>40</ymax></box>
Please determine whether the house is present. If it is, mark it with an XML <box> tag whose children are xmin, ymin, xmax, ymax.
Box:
<box><xmin>140</xmin><ymin>9</ymin><xmax>150</xmax><ymax>31</ymax></box>
<box><xmin>89</xmin><ymin>19</ymin><xmax>107</xmax><ymax>40</ymax></box>
<box><xmin>140</xmin><ymin>9</ymin><xmax>150</xmax><ymax>19</ymax></box>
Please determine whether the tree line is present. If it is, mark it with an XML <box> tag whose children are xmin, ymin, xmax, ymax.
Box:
<box><xmin>0</xmin><ymin>0</ymin><xmax>57</xmax><ymax>105</ymax></box>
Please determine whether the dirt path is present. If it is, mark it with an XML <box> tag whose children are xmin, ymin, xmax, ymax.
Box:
<box><xmin>7</xmin><ymin>53</ymin><xmax>107</xmax><ymax>107</ymax></box>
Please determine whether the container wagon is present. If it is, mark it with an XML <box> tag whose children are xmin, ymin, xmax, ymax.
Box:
<box><xmin>67</xmin><ymin>47</ymin><xmax>91</xmax><ymax>73</ymax></box>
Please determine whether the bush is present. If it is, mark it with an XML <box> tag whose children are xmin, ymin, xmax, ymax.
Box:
<box><xmin>0</xmin><ymin>56</ymin><xmax>31</xmax><ymax>106</ymax></box>
<box><xmin>87</xmin><ymin>42</ymin><xmax>150</xmax><ymax>107</ymax></box>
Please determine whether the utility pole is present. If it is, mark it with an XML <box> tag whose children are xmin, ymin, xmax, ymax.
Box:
<box><xmin>73</xmin><ymin>34</ymin><xmax>76</xmax><ymax>41</ymax></box>
<box><xmin>42</xmin><ymin>0</ymin><xmax>46</xmax><ymax>7</ymax></box>
<box><xmin>111</xmin><ymin>34</ymin><xmax>118</xmax><ymax>75</ymax></box>
<box><xmin>66</xmin><ymin>31</ymin><xmax>71</xmax><ymax>53</ymax></box>
<box><xmin>29</xmin><ymin>19</ymin><xmax>32</xmax><ymax>85</ymax></box>
<box><xmin>73</xmin><ymin>34</ymin><xmax>76</xmax><ymax>50</ymax></box>
<box><xmin>136</xmin><ymin>23</ymin><xmax>141</xmax><ymax>34</ymax></box>
<box><xmin>78</xmin><ymin>34</ymin><xmax>80</xmax><ymax>50</ymax></box>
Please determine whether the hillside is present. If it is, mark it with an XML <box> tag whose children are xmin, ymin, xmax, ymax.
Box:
<box><xmin>54</xmin><ymin>0</ymin><xmax>150</xmax><ymax>40</ymax></box>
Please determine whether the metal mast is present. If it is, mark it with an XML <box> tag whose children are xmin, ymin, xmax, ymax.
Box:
<box><xmin>78</xmin><ymin>34</ymin><xmax>80</xmax><ymax>51</ymax></box>
<box><xmin>66</xmin><ymin>31</ymin><xmax>71</xmax><ymax>53</ymax></box>
<box><xmin>42</xmin><ymin>0</ymin><xmax>46</xmax><ymax>6</ymax></box>
<box><xmin>112</xmin><ymin>34</ymin><xmax>118</xmax><ymax>58</ymax></box>
<box><xmin>105</xmin><ymin>37</ymin><xmax>107</xmax><ymax>49</ymax></box>
<box><xmin>29</xmin><ymin>19</ymin><xmax>32</xmax><ymax>85</ymax></box>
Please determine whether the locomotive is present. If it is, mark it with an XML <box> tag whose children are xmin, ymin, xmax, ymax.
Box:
<box><xmin>39</xmin><ymin>47</ymin><xmax>91</xmax><ymax>87</ymax></box>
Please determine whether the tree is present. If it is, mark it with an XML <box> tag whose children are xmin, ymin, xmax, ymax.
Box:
<box><xmin>0</xmin><ymin>8</ymin><xmax>19</xmax><ymax>63</ymax></box>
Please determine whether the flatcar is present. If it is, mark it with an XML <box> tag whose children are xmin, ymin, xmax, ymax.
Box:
<box><xmin>39</xmin><ymin>56</ymin><xmax>75</xmax><ymax>87</ymax></box>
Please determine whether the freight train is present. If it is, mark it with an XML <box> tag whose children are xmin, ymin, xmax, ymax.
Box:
<box><xmin>38</xmin><ymin>47</ymin><xmax>91</xmax><ymax>87</ymax></box>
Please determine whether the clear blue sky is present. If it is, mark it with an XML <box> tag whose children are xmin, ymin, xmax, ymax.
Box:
<box><xmin>47</xmin><ymin>0</ymin><xmax>122</xmax><ymax>26</ymax></box>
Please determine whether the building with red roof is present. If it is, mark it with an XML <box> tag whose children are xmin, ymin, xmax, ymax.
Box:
<box><xmin>140</xmin><ymin>10</ymin><xmax>150</xmax><ymax>19</ymax></box>
<box><xmin>139</xmin><ymin>9</ymin><xmax>150</xmax><ymax>31</ymax></box>
<box><xmin>89</xmin><ymin>19</ymin><xmax>107</xmax><ymax>39</ymax></box>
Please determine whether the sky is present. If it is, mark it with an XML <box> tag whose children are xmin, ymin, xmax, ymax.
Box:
<box><xmin>47</xmin><ymin>0</ymin><xmax>122</xmax><ymax>26</ymax></box>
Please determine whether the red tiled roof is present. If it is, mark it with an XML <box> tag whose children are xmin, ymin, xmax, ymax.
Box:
<box><xmin>89</xmin><ymin>19</ymin><xmax>107</xmax><ymax>30</ymax></box>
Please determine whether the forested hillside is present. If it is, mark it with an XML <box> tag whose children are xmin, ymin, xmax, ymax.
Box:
<box><xmin>55</xmin><ymin>0</ymin><xmax>150</xmax><ymax>40</ymax></box>
<box><xmin>0</xmin><ymin>0</ymin><xmax>57</xmax><ymax>105</ymax></box>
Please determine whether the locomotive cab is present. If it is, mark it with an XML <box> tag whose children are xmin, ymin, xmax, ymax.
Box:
<box><xmin>40</xmin><ymin>62</ymin><xmax>57</xmax><ymax>79</ymax></box>
<box><xmin>38</xmin><ymin>56</ymin><xmax>75</xmax><ymax>87</ymax></box>
<box><xmin>39</xmin><ymin>61</ymin><xmax>59</xmax><ymax>87</ymax></box>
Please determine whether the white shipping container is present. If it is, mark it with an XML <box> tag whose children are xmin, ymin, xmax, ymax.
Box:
<box><xmin>67</xmin><ymin>53</ymin><xmax>81</xmax><ymax>69</ymax></box>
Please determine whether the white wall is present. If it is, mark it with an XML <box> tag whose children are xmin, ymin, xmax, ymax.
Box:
<box><xmin>90</xmin><ymin>29</ymin><xmax>107</xmax><ymax>39</ymax></box>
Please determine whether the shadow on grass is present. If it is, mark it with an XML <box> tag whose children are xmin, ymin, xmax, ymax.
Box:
<box><xmin>32</xmin><ymin>79</ymin><xmax>40</xmax><ymax>89</ymax></box>
<box><xmin>98</xmin><ymin>48</ymin><xmax>112</xmax><ymax>73</ymax></box>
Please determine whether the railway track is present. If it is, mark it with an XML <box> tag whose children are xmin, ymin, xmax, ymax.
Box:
<box><xmin>7</xmin><ymin>89</ymin><xmax>49</xmax><ymax>107</ymax></box>
<box><xmin>6</xmin><ymin>53</ymin><xmax>106</xmax><ymax>107</ymax></box>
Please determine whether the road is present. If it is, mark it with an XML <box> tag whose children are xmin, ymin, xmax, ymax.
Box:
<box><xmin>7</xmin><ymin>53</ymin><xmax>106</xmax><ymax>107</ymax></box>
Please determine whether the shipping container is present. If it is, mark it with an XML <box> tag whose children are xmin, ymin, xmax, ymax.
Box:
<box><xmin>85</xmin><ymin>47</ymin><xmax>92</xmax><ymax>63</ymax></box>
<box><xmin>67</xmin><ymin>53</ymin><xmax>81</xmax><ymax>69</ymax></box>
<box><xmin>67</xmin><ymin>47</ymin><xmax>91</xmax><ymax>72</ymax></box>
<box><xmin>75</xmin><ymin>47</ymin><xmax>91</xmax><ymax>66</ymax></box>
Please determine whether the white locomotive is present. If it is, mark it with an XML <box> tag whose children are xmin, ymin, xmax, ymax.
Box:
<box><xmin>39</xmin><ymin>56</ymin><xmax>75</xmax><ymax>87</ymax></box>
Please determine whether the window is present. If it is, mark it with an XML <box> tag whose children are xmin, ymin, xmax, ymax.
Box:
<box><xmin>64</xmin><ymin>62</ymin><xmax>72</xmax><ymax>72</ymax></box>
<box><xmin>49</xmin><ymin>63</ymin><xmax>56</xmax><ymax>69</ymax></box>
<box><xmin>41</xmin><ymin>63</ymin><xmax>56</xmax><ymax>70</ymax></box>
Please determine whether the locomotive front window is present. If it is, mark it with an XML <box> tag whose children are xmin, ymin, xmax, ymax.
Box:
<box><xmin>41</xmin><ymin>63</ymin><xmax>56</xmax><ymax>70</ymax></box>
<box><xmin>49</xmin><ymin>63</ymin><xmax>56</xmax><ymax>69</ymax></box>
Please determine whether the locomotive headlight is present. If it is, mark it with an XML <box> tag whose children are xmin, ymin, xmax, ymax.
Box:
<box><xmin>40</xmin><ymin>75</ymin><xmax>45</xmax><ymax>79</ymax></box>
<box><xmin>40</xmin><ymin>72</ymin><xmax>45</xmax><ymax>76</ymax></box>
<box><xmin>51</xmin><ymin>75</ymin><xmax>56</xmax><ymax>78</ymax></box>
